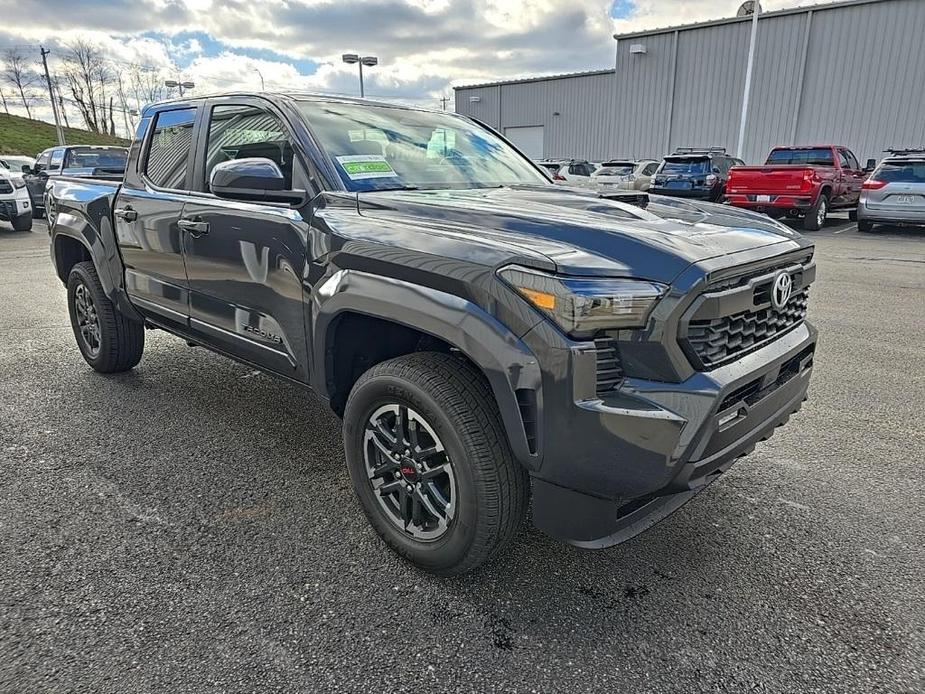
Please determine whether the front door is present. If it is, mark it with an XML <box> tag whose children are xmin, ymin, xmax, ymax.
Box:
<box><xmin>24</xmin><ymin>150</ymin><xmax>51</xmax><ymax>211</ymax></box>
<box><xmin>181</xmin><ymin>99</ymin><xmax>311</xmax><ymax>379</ymax></box>
<box><xmin>115</xmin><ymin>106</ymin><xmax>198</xmax><ymax>328</ymax></box>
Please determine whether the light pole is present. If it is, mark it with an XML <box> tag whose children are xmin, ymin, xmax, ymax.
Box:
<box><xmin>255</xmin><ymin>68</ymin><xmax>265</xmax><ymax>91</ymax></box>
<box><xmin>165</xmin><ymin>79</ymin><xmax>196</xmax><ymax>96</ymax></box>
<box><xmin>342</xmin><ymin>54</ymin><xmax>378</xmax><ymax>98</ymax></box>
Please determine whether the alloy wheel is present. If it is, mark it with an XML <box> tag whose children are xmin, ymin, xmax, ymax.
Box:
<box><xmin>364</xmin><ymin>403</ymin><xmax>456</xmax><ymax>541</ymax></box>
<box><xmin>816</xmin><ymin>197</ymin><xmax>827</xmax><ymax>227</ymax></box>
<box><xmin>74</xmin><ymin>282</ymin><xmax>101</xmax><ymax>357</ymax></box>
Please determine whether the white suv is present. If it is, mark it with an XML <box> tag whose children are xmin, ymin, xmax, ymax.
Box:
<box><xmin>0</xmin><ymin>163</ymin><xmax>33</xmax><ymax>231</ymax></box>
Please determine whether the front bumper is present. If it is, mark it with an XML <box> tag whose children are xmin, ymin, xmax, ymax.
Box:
<box><xmin>527</xmin><ymin>320</ymin><xmax>817</xmax><ymax>547</ymax></box>
<box><xmin>0</xmin><ymin>197</ymin><xmax>32</xmax><ymax>222</ymax></box>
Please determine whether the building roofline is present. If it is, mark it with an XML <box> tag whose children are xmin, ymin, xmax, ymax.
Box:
<box><xmin>613</xmin><ymin>0</ymin><xmax>889</xmax><ymax>40</ymax></box>
<box><xmin>453</xmin><ymin>68</ymin><xmax>614</xmax><ymax>92</ymax></box>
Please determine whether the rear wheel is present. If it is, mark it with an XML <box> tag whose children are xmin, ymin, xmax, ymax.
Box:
<box><xmin>67</xmin><ymin>261</ymin><xmax>144</xmax><ymax>373</ymax></box>
<box><xmin>858</xmin><ymin>220</ymin><xmax>875</xmax><ymax>233</ymax></box>
<box><xmin>803</xmin><ymin>193</ymin><xmax>828</xmax><ymax>231</ymax></box>
<box><xmin>343</xmin><ymin>352</ymin><xmax>528</xmax><ymax>575</ymax></box>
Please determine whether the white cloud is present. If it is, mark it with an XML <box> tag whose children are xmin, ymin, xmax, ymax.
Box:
<box><xmin>0</xmin><ymin>0</ymin><xmax>823</xmax><ymax>138</ymax></box>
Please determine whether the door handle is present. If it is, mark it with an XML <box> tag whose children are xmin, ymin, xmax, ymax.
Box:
<box><xmin>114</xmin><ymin>206</ymin><xmax>137</xmax><ymax>222</ymax></box>
<box><xmin>178</xmin><ymin>217</ymin><xmax>210</xmax><ymax>238</ymax></box>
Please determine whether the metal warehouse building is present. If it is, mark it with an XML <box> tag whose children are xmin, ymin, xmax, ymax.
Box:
<box><xmin>454</xmin><ymin>0</ymin><xmax>925</xmax><ymax>164</ymax></box>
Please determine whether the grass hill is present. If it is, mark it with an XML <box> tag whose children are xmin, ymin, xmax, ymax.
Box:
<box><xmin>0</xmin><ymin>112</ymin><xmax>129</xmax><ymax>156</ymax></box>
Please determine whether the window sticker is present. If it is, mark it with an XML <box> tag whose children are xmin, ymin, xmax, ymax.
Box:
<box><xmin>335</xmin><ymin>154</ymin><xmax>397</xmax><ymax>180</ymax></box>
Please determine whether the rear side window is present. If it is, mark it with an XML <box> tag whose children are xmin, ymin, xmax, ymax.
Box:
<box><xmin>642</xmin><ymin>162</ymin><xmax>659</xmax><ymax>176</ymax></box>
<box><xmin>144</xmin><ymin>108</ymin><xmax>196</xmax><ymax>189</ymax></box>
<box><xmin>203</xmin><ymin>104</ymin><xmax>295</xmax><ymax>190</ymax></box>
<box><xmin>766</xmin><ymin>148</ymin><xmax>834</xmax><ymax>166</ymax></box>
<box><xmin>875</xmin><ymin>161</ymin><xmax>925</xmax><ymax>183</ymax></box>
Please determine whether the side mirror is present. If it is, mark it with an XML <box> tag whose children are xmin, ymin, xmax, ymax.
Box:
<box><xmin>864</xmin><ymin>158</ymin><xmax>877</xmax><ymax>172</ymax></box>
<box><xmin>21</xmin><ymin>164</ymin><xmax>32</xmax><ymax>174</ymax></box>
<box><xmin>712</xmin><ymin>167</ymin><xmax>721</xmax><ymax>174</ymax></box>
<box><xmin>210</xmin><ymin>157</ymin><xmax>305</xmax><ymax>204</ymax></box>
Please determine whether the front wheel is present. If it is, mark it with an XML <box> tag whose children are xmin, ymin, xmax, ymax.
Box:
<box><xmin>804</xmin><ymin>193</ymin><xmax>828</xmax><ymax>231</ymax></box>
<box><xmin>343</xmin><ymin>352</ymin><xmax>528</xmax><ymax>575</ymax></box>
<box><xmin>858</xmin><ymin>220</ymin><xmax>875</xmax><ymax>233</ymax></box>
<box><xmin>67</xmin><ymin>261</ymin><xmax>144</xmax><ymax>373</ymax></box>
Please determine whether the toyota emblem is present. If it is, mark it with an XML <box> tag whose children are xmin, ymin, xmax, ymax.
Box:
<box><xmin>771</xmin><ymin>272</ymin><xmax>793</xmax><ymax>309</ymax></box>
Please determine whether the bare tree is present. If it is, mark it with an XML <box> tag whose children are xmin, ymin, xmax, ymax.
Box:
<box><xmin>2</xmin><ymin>48</ymin><xmax>38</xmax><ymax>118</ymax></box>
<box><xmin>128</xmin><ymin>63</ymin><xmax>173</xmax><ymax>108</ymax></box>
<box><xmin>61</xmin><ymin>39</ymin><xmax>117</xmax><ymax>134</ymax></box>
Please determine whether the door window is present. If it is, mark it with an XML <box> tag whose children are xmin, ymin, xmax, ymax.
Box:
<box><xmin>844</xmin><ymin>150</ymin><xmax>860</xmax><ymax>170</ymax></box>
<box><xmin>49</xmin><ymin>149</ymin><xmax>64</xmax><ymax>172</ymax></box>
<box><xmin>144</xmin><ymin>107</ymin><xmax>196</xmax><ymax>190</ymax></box>
<box><xmin>203</xmin><ymin>104</ymin><xmax>295</xmax><ymax>190</ymax></box>
<box><xmin>642</xmin><ymin>163</ymin><xmax>659</xmax><ymax>176</ymax></box>
<box><xmin>34</xmin><ymin>152</ymin><xmax>50</xmax><ymax>172</ymax></box>
<box><xmin>837</xmin><ymin>150</ymin><xmax>851</xmax><ymax>169</ymax></box>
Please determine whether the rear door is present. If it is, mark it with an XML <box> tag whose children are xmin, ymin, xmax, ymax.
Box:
<box><xmin>840</xmin><ymin>149</ymin><xmax>865</xmax><ymax>205</ymax></box>
<box><xmin>180</xmin><ymin>97</ymin><xmax>311</xmax><ymax>379</ymax></box>
<box><xmin>115</xmin><ymin>105</ymin><xmax>198</xmax><ymax>328</ymax></box>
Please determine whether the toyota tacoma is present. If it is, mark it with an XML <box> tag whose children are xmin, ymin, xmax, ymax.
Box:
<box><xmin>46</xmin><ymin>93</ymin><xmax>817</xmax><ymax>575</ymax></box>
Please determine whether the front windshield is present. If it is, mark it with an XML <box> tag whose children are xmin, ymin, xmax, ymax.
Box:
<box><xmin>298</xmin><ymin>101</ymin><xmax>548</xmax><ymax>192</ymax></box>
<box><xmin>64</xmin><ymin>148</ymin><xmax>127</xmax><ymax>170</ymax></box>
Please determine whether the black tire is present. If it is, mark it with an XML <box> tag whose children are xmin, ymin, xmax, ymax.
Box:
<box><xmin>343</xmin><ymin>352</ymin><xmax>528</xmax><ymax>575</ymax></box>
<box><xmin>67</xmin><ymin>261</ymin><xmax>144</xmax><ymax>373</ymax></box>
<box><xmin>848</xmin><ymin>208</ymin><xmax>858</xmax><ymax>222</ymax></box>
<box><xmin>11</xmin><ymin>212</ymin><xmax>32</xmax><ymax>232</ymax></box>
<box><xmin>803</xmin><ymin>192</ymin><xmax>829</xmax><ymax>231</ymax></box>
<box><xmin>858</xmin><ymin>220</ymin><xmax>875</xmax><ymax>233</ymax></box>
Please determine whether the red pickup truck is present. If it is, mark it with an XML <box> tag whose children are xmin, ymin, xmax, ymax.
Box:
<box><xmin>726</xmin><ymin>145</ymin><xmax>871</xmax><ymax>230</ymax></box>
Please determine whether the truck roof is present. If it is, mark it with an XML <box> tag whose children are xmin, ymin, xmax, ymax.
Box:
<box><xmin>142</xmin><ymin>91</ymin><xmax>447</xmax><ymax>117</ymax></box>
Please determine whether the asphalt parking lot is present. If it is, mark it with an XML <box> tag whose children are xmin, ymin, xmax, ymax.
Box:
<box><xmin>1</xmin><ymin>217</ymin><xmax>923</xmax><ymax>694</ymax></box>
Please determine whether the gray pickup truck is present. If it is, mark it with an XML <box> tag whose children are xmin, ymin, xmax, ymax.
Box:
<box><xmin>46</xmin><ymin>93</ymin><xmax>817</xmax><ymax>575</ymax></box>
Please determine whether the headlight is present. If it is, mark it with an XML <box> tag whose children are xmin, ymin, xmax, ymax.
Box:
<box><xmin>11</xmin><ymin>178</ymin><xmax>25</xmax><ymax>189</ymax></box>
<box><xmin>499</xmin><ymin>265</ymin><xmax>666</xmax><ymax>337</ymax></box>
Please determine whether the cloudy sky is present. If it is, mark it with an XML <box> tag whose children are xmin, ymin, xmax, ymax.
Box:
<box><xmin>0</xmin><ymin>0</ymin><xmax>816</xmax><ymax>136</ymax></box>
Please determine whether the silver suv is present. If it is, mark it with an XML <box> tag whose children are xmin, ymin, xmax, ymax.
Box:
<box><xmin>857</xmin><ymin>149</ymin><xmax>925</xmax><ymax>232</ymax></box>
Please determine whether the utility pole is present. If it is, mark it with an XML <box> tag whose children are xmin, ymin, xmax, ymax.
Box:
<box><xmin>440</xmin><ymin>95</ymin><xmax>449</xmax><ymax>111</ymax></box>
<box><xmin>40</xmin><ymin>46</ymin><xmax>66</xmax><ymax>145</ymax></box>
<box><xmin>0</xmin><ymin>88</ymin><xmax>8</xmax><ymax>114</ymax></box>
<box><xmin>736</xmin><ymin>5</ymin><xmax>760</xmax><ymax>160</ymax></box>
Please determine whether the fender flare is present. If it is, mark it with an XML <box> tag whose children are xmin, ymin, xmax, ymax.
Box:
<box><xmin>312</xmin><ymin>269</ymin><xmax>543</xmax><ymax>470</ymax></box>
<box><xmin>50</xmin><ymin>190</ymin><xmax>142</xmax><ymax>322</ymax></box>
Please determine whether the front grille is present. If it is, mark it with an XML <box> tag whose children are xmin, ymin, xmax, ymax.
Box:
<box><xmin>686</xmin><ymin>288</ymin><xmax>809</xmax><ymax>368</ymax></box>
<box><xmin>594</xmin><ymin>337</ymin><xmax>624</xmax><ymax>395</ymax></box>
<box><xmin>0</xmin><ymin>180</ymin><xmax>12</xmax><ymax>194</ymax></box>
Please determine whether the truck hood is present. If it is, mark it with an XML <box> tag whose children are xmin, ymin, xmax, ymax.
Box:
<box><xmin>356</xmin><ymin>185</ymin><xmax>802</xmax><ymax>283</ymax></box>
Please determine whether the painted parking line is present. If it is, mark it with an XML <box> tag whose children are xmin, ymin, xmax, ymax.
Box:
<box><xmin>832</xmin><ymin>224</ymin><xmax>856</xmax><ymax>234</ymax></box>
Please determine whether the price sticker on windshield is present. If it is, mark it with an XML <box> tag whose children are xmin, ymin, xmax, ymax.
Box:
<box><xmin>336</xmin><ymin>155</ymin><xmax>397</xmax><ymax>180</ymax></box>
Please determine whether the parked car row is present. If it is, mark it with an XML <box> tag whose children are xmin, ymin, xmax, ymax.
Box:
<box><xmin>536</xmin><ymin>143</ymin><xmax>925</xmax><ymax>232</ymax></box>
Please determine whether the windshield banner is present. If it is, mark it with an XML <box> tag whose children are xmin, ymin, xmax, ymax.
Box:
<box><xmin>335</xmin><ymin>155</ymin><xmax>397</xmax><ymax>180</ymax></box>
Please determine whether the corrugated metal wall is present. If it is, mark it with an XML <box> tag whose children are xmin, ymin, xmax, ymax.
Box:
<box><xmin>455</xmin><ymin>0</ymin><xmax>925</xmax><ymax>164</ymax></box>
